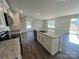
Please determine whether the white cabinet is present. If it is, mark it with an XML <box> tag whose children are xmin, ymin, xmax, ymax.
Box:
<box><xmin>37</xmin><ymin>32</ymin><xmax>44</xmax><ymax>45</ymax></box>
<box><xmin>51</xmin><ymin>37</ymin><xmax>59</xmax><ymax>55</ymax></box>
<box><xmin>37</xmin><ymin>32</ymin><xmax>59</xmax><ymax>55</ymax></box>
<box><xmin>2</xmin><ymin>0</ymin><xmax>9</xmax><ymax>13</ymax></box>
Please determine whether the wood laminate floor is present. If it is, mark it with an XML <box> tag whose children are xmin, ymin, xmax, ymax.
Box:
<box><xmin>21</xmin><ymin>31</ymin><xmax>79</xmax><ymax>59</ymax></box>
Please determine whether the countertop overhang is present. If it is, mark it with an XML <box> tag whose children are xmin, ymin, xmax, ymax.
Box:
<box><xmin>39</xmin><ymin>31</ymin><xmax>59</xmax><ymax>39</ymax></box>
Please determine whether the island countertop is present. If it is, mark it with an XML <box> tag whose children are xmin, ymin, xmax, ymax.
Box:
<box><xmin>39</xmin><ymin>31</ymin><xmax>59</xmax><ymax>39</ymax></box>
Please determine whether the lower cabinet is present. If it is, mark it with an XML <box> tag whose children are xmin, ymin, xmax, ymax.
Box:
<box><xmin>37</xmin><ymin>32</ymin><xmax>59</xmax><ymax>55</ymax></box>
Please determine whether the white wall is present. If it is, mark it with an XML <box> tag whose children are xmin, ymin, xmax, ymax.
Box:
<box><xmin>55</xmin><ymin>14</ymin><xmax>79</xmax><ymax>35</ymax></box>
<box><xmin>55</xmin><ymin>18</ymin><xmax>70</xmax><ymax>35</ymax></box>
<box><xmin>19</xmin><ymin>15</ymin><xmax>45</xmax><ymax>32</ymax></box>
<box><xmin>41</xmin><ymin>14</ymin><xmax>79</xmax><ymax>36</ymax></box>
<box><xmin>42</xmin><ymin>20</ymin><xmax>48</xmax><ymax>31</ymax></box>
<box><xmin>19</xmin><ymin>13</ymin><xmax>79</xmax><ymax>34</ymax></box>
<box><xmin>31</xmin><ymin>20</ymin><xmax>43</xmax><ymax>31</ymax></box>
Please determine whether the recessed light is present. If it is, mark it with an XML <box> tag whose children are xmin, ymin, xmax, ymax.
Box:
<box><xmin>36</xmin><ymin>13</ymin><xmax>40</xmax><ymax>15</ymax></box>
<box><xmin>20</xmin><ymin>10</ymin><xmax>23</xmax><ymax>13</ymax></box>
<box><xmin>0</xmin><ymin>7</ymin><xmax>2</xmax><ymax>11</ymax></box>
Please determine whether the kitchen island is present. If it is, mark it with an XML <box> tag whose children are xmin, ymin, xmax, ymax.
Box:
<box><xmin>37</xmin><ymin>31</ymin><xmax>60</xmax><ymax>55</ymax></box>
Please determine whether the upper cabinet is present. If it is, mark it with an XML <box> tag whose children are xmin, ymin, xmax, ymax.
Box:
<box><xmin>0</xmin><ymin>0</ymin><xmax>14</xmax><ymax>26</ymax></box>
<box><xmin>2</xmin><ymin>0</ymin><xmax>9</xmax><ymax>13</ymax></box>
<box><xmin>0</xmin><ymin>0</ymin><xmax>6</xmax><ymax>26</ymax></box>
<box><xmin>0</xmin><ymin>0</ymin><xmax>20</xmax><ymax>31</ymax></box>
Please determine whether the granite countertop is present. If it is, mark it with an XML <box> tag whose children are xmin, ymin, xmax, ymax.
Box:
<box><xmin>0</xmin><ymin>38</ymin><xmax>22</xmax><ymax>59</ymax></box>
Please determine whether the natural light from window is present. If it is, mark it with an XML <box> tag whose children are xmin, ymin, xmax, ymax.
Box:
<box><xmin>69</xmin><ymin>18</ymin><xmax>79</xmax><ymax>45</ymax></box>
<box><xmin>69</xmin><ymin>34</ymin><xmax>79</xmax><ymax>45</ymax></box>
<box><xmin>26</xmin><ymin>20</ymin><xmax>31</xmax><ymax>29</ymax></box>
<box><xmin>48</xmin><ymin>20</ymin><xmax>55</xmax><ymax>28</ymax></box>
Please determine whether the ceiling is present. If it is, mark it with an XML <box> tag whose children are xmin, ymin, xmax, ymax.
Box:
<box><xmin>7</xmin><ymin>0</ymin><xmax>79</xmax><ymax>19</ymax></box>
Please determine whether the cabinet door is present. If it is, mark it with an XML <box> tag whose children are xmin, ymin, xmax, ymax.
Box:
<box><xmin>51</xmin><ymin>37</ymin><xmax>59</xmax><ymax>55</ymax></box>
<box><xmin>37</xmin><ymin>32</ymin><xmax>41</xmax><ymax>43</ymax></box>
<box><xmin>43</xmin><ymin>36</ymin><xmax>52</xmax><ymax>53</ymax></box>
<box><xmin>37</xmin><ymin>32</ymin><xmax>43</xmax><ymax>45</ymax></box>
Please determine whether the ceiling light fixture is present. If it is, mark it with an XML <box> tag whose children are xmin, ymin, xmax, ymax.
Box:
<box><xmin>20</xmin><ymin>10</ymin><xmax>23</xmax><ymax>13</ymax></box>
<box><xmin>36</xmin><ymin>13</ymin><xmax>40</xmax><ymax>15</ymax></box>
<box><xmin>0</xmin><ymin>7</ymin><xmax>2</xmax><ymax>11</ymax></box>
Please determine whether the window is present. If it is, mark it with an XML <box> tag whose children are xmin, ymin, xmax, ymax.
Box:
<box><xmin>71</xmin><ymin>18</ymin><xmax>79</xmax><ymax>25</ymax></box>
<box><xmin>70</xmin><ymin>18</ymin><xmax>79</xmax><ymax>34</ymax></box>
<box><xmin>26</xmin><ymin>20</ymin><xmax>31</xmax><ymax>29</ymax></box>
<box><xmin>69</xmin><ymin>18</ymin><xmax>79</xmax><ymax>45</ymax></box>
<box><xmin>48</xmin><ymin>20</ymin><xmax>55</xmax><ymax>28</ymax></box>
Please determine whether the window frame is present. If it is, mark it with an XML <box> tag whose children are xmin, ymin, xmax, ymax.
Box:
<box><xmin>47</xmin><ymin>20</ymin><xmax>55</xmax><ymax>29</ymax></box>
<box><xmin>26</xmin><ymin>20</ymin><xmax>32</xmax><ymax>29</ymax></box>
